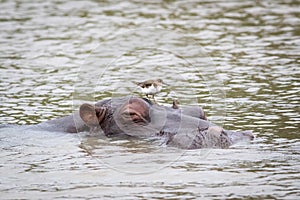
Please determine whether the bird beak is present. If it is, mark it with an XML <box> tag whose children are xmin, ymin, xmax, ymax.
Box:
<box><xmin>162</xmin><ymin>81</ymin><xmax>169</xmax><ymax>86</ymax></box>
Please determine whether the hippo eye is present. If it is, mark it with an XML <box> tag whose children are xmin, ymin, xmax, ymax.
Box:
<box><xmin>129</xmin><ymin>112</ymin><xmax>137</xmax><ymax>116</ymax></box>
<box><xmin>122</xmin><ymin>112</ymin><xmax>136</xmax><ymax>117</ymax></box>
<box><xmin>122</xmin><ymin>111</ymin><xmax>146</xmax><ymax>124</ymax></box>
<box><xmin>122</xmin><ymin>112</ymin><xmax>136</xmax><ymax>119</ymax></box>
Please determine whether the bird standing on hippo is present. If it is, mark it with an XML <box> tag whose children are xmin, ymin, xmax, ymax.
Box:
<box><xmin>133</xmin><ymin>79</ymin><xmax>168</xmax><ymax>103</ymax></box>
<box><xmin>29</xmin><ymin>96</ymin><xmax>253</xmax><ymax>149</ymax></box>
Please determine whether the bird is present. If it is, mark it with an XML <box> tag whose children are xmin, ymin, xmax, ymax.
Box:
<box><xmin>133</xmin><ymin>79</ymin><xmax>168</xmax><ymax>103</ymax></box>
<box><xmin>172</xmin><ymin>99</ymin><xmax>179</xmax><ymax>109</ymax></box>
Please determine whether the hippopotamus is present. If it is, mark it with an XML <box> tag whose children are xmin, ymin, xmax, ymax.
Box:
<box><xmin>30</xmin><ymin>96</ymin><xmax>253</xmax><ymax>149</ymax></box>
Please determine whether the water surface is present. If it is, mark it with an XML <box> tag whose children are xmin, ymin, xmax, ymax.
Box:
<box><xmin>0</xmin><ymin>0</ymin><xmax>299</xmax><ymax>199</ymax></box>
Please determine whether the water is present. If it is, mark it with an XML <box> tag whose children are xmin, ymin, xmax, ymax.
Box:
<box><xmin>0</xmin><ymin>0</ymin><xmax>299</xmax><ymax>199</ymax></box>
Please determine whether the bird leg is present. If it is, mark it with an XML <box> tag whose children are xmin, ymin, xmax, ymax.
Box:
<box><xmin>152</xmin><ymin>95</ymin><xmax>159</xmax><ymax>104</ymax></box>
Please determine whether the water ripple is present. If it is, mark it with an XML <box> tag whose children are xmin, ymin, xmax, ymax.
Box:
<box><xmin>0</xmin><ymin>0</ymin><xmax>299</xmax><ymax>199</ymax></box>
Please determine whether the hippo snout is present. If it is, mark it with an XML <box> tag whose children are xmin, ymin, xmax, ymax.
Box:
<box><xmin>224</xmin><ymin>130</ymin><xmax>254</xmax><ymax>144</ymax></box>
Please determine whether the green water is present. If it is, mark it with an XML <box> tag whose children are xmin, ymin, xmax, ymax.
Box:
<box><xmin>0</xmin><ymin>0</ymin><xmax>299</xmax><ymax>199</ymax></box>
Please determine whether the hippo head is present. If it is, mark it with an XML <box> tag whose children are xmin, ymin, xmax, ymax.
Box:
<box><xmin>78</xmin><ymin>96</ymin><xmax>253</xmax><ymax>149</ymax></box>
<box><xmin>79</xmin><ymin>97</ymin><xmax>167</xmax><ymax>137</ymax></box>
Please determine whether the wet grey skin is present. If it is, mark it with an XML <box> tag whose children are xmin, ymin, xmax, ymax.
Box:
<box><xmin>2</xmin><ymin>96</ymin><xmax>254</xmax><ymax>149</ymax></box>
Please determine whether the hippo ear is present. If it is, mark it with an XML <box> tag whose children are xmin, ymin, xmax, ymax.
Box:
<box><xmin>79</xmin><ymin>103</ymin><xmax>106</xmax><ymax>126</ymax></box>
<box><xmin>182</xmin><ymin>106</ymin><xmax>207</xmax><ymax>120</ymax></box>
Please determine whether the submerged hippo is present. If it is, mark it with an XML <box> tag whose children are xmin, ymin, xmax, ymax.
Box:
<box><xmin>33</xmin><ymin>96</ymin><xmax>253</xmax><ymax>149</ymax></box>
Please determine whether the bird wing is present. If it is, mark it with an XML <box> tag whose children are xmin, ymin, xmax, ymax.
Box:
<box><xmin>143</xmin><ymin>80</ymin><xmax>154</xmax><ymax>88</ymax></box>
<box><xmin>134</xmin><ymin>80</ymin><xmax>154</xmax><ymax>88</ymax></box>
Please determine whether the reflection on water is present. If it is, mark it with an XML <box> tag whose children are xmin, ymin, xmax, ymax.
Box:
<box><xmin>0</xmin><ymin>0</ymin><xmax>299</xmax><ymax>199</ymax></box>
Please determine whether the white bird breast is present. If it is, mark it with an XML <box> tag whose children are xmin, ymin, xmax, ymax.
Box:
<box><xmin>140</xmin><ymin>85</ymin><xmax>162</xmax><ymax>95</ymax></box>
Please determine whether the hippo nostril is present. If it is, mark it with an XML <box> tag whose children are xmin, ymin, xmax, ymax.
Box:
<box><xmin>243</xmin><ymin>130</ymin><xmax>254</xmax><ymax>140</ymax></box>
